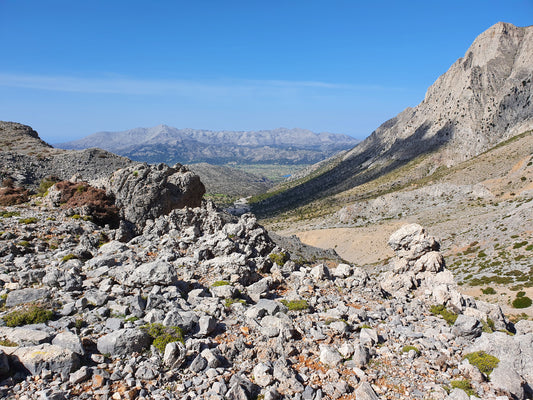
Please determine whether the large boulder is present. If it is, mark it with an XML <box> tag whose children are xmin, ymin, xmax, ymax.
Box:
<box><xmin>466</xmin><ymin>332</ymin><xmax>533</xmax><ymax>389</ymax></box>
<box><xmin>102</xmin><ymin>163</ymin><xmax>205</xmax><ymax>232</ymax></box>
<box><xmin>96</xmin><ymin>328</ymin><xmax>151</xmax><ymax>356</ymax></box>
<box><xmin>3</xmin><ymin>344</ymin><xmax>80</xmax><ymax>377</ymax></box>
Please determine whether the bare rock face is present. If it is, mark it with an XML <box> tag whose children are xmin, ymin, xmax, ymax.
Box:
<box><xmin>346</xmin><ymin>22</ymin><xmax>533</xmax><ymax>166</ymax></box>
<box><xmin>102</xmin><ymin>163</ymin><xmax>205</xmax><ymax>233</ymax></box>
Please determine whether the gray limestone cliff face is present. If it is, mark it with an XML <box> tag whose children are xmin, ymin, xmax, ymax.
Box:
<box><xmin>254</xmin><ymin>22</ymin><xmax>533</xmax><ymax>215</ymax></box>
<box><xmin>345</xmin><ymin>22</ymin><xmax>533</xmax><ymax>166</ymax></box>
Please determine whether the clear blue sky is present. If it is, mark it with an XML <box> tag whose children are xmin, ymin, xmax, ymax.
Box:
<box><xmin>0</xmin><ymin>1</ymin><xmax>531</xmax><ymax>143</ymax></box>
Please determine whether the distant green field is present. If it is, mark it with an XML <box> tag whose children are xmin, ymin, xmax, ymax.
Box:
<box><xmin>225</xmin><ymin>163</ymin><xmax>310</xmax><ymax>184</ymax></box>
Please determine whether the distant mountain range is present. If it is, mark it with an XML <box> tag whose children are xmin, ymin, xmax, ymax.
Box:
<box><xmin>56</xmin><ymin>126</ymin><xmax>360</xmax><ymax>165</ymax></box>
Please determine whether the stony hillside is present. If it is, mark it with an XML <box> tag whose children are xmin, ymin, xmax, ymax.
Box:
<box><xmin>187</xmin><ymin>163</ymin><xmax>273</xmax><ymax>198</ymax></box>
<box><xmin>0</xmin><ymin>167</ymin><xmax>531</xmax><ymax>399</ymax></box>
<box><xmin>57</xmin><ymin>125</ymin><xmax>360</xmax><ymax>166</ymax></box>
<box><xmin>0</xmin><ymin>122</ymin><xmax>134</xmax><ymax>189</ymax></box>
<box><xmin>253</xmin><ymin>22</ymin><xmax>533</xmax><ymax>216</ymax></box>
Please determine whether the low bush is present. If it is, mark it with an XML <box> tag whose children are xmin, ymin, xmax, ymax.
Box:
<box><xmin>0</xmin><ymin>186</ymin><xmax>30</xmax><ymax>206</ymax></box>
<box><xmin>401</xmin><ymin>345</ymin><xmax>420</xmax><ymax>355</ymax></box>
<box><xmin>481</xmin><ymin>287</ymin><xmax>496</xmax><ymax>295</ymax></box>
<box><xmin>512</xmin><ymin>296</ymin><xmax>532</xmax><ymax>309</ymax></box>
<box><xmin>36</xmin><ymin>177</ymin><xmax>59</xmax><ymax>197</ymax></box>
<box><xmin>19</xmin><ymin>217</ymin><xmax>38</xmax><ymax>224</ymax></box>
<box><xmin>449</xmin><ymin>379</ymin><xmax>475</xmax><ymax>396</ymax></box>
<box><xmin>142</xmin><ymin>323</ymin><xmax>184</xmax><ymax>354</ymax></box>
<box><xmin>53</xmin><ymin>181</ymin><xmax>119</xmax><ymax>227</ymax></box>
<box><xmin>3</xmin><ymin>306</ymin><xmax>54</xmax><ymax>327</ymax></box>
<box><xmin>430</xmin><ymin>304</ymin><xmax>458</xmax><ymax>325</ymax></box>
<box><xmin>211</xmin><ymin>280</ymin><xmax>230</xmax><ymax>287</ymax></box>
<box><xmin>280</xmin><ymin>299</ymin><xmax>309</xmax><ymax>311</ymax></box>
<box><xmin>269</xmin><ymin>252</ymin><xmax>288</xmax><ymax>266</ymax></box>
<box><xmin>464</xmin><ymin>351</ymin><xmax>499</xmax><ymax>376</ymax></box>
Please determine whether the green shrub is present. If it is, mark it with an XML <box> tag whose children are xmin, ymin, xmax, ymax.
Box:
<box><xmin>481</xmin><ymin>287</ymin><xmax>496</xmax><ymax>295</ymax></box>
<box><xmin>61</xmin><ymin>254</ymin><xmax>78</xmax><ymax>262</ymax></box>
<box><xmin>3</xmin><ymin>306</ymin><xmax>54</xmax><ymax>327</ymax></box>
<box><xmin>17</xmin><ymin>241</ymin><xmax>30</xmax><ymax>247</ymax></box>
<box><xmin>512</xmin><ymin>296</ymin><xmax>532</xmax><ymax>309</ymax></box>
<box><xmin>224</xmin><ymin>298</ymin><xmax>246</xmax><ymax>308</ymax></box>
<box><xmin>36</xmin><ymin>178</ymin><xmax>57</xmax><ymax>197</ymax></box>
<box><xmin>142</xmin><ymin>323</ymin><xmax>184</xmax><ymax>354</ymax></box>
<box><xmin>450</xmin><ymin>379</ymin><xmax>475</xmax><ymax>396</ymax></box>
<box><xmin>269</xmin><ymin>252</ymin><xmax>288</xmax><ymax>266</ymax></box>
<box><xmin>402</xmin><ymin>345</ymin><xmax>420</xmax><ymax>355</ymax></box>
<box><xmin>430</xmin><ymin>304</ymin><xmax>458</xmax><ymax>325</ymax></box>
<box><xmin>19</xmin><ymin>217</ymin><xmax>37</xmax><ymax>224</ymax></box>
<box><xmin>464</xmin><ymin>351</ymin><xmax>499</xmax><ymax>376</ymax></box>
<box><xmin>513</xmin><ymin>241</ymin><xmax>528</xmax><ymax>249</ymax></box>
<box><xmin>0</xmin><ymin>339</ymin><xmax>18</xmax><ymax>347</ymax></box>
<box><xmin>211</xmin><ymin>280</ymin><xmax>230</xmax><ymax>287</ymax></box>
<box><xmin>280</xmin><ymin>299</ymin><xmax>309</xmax><ymax>311</ymax></box>
<box><xmin>0</xmin><ymin>211</ymin><xmax>20</xmax><ymax>218</ymax></box>
<box><xmin>481</xmin><ymin>318</ymin><xmax>495</xmax><ymax>333</ymax></box>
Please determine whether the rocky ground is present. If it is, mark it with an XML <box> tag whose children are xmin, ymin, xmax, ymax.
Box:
<box><xmin>0</xmin><ymin>167</ymin><xmax>532</xmax><ymax>399</ymax></box>
<box><xmin>271</xmin><ymin>131</ymin><xmax>533</xmax><ymax>319</ymax></box>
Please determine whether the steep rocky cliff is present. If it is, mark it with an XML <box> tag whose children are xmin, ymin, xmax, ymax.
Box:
<box><xmin>254</xmin><ymin>22</ymin><xmax>533</xmax><ymax>215</ymax></box>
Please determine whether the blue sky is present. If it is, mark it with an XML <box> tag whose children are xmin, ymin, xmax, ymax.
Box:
<box><xmin>0</xmin><ymin>1</ymin><xmax>531</xmax><ymax>143</ymax></box>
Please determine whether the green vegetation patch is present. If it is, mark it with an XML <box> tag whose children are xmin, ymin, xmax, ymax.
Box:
<box><xmin>19</xmin><ymin>217</ymin><xmax>38</xmax><ymax>224</ymax></box>
<box><xmin>464</xmin><ymin>351</ymin><xmax>499</xmax><ymax>376</ymax></box>
<box><xmin>36</xmin><ymin>177</ymin><xmax>57</xmax><ymax>197</ymax></box>
<box><xmin>224</xmin><ymin>298</ymin><xmax>246</xmax><ymax>308</ymax></box>
<box><xmin>401</xmin><ymin>345</ymin><xmax>420</xmax><ymax>355</ymax></box>
<box><xmin>269</xmin><ymin>252</ymin><xmax>288</xmax><ymax>266</ymax></box>
<box><xmin>211</xmin><ymin>280</ymin><xmax>230</xmax><ymax>287</ymax></box>
<box><xmin>0</xmin><ymin>211</ymin><xmax>20</xmax><ymax>218</ymax></box>
<box><xmin>3</xmin><ymin>306</ymin><xmax>54</xmax><ymax>327</ymax></box>
<box><xmin>280</xmin><ymin>299</ymin><xmax>309</xmax><ymax>311</ymax></box>
<box><xmin>512</xmin><ymin>295</ymin><xmax>532</xmax><ymax>309</ymax></box>
<box><xmin>481</xmin><ymin>287</ymin><xmax>496</xmax><ymax>295</ymax></box>
<box><xmin>449</xmin><ymin>379</ymin><xmax>475</xmax><ymax>396</ymax></box>
<box><xmin>61</xmin><ymin>253</ymin><xmax>78</xmax><ymax>262</ymax></box>
<box><xmin>0</xmin><ymin>339</ymin><xmax>18</xmax><ymax>347</ymax></box>
<box><xmin>142</xmin><ymin>323</ymin><xmax>184</xmax><ymax>354</ymax></box>
<box><xmin>430</xmin><ymin>304</ymin><xmax>458</xmax><ymax>325</ymax></box>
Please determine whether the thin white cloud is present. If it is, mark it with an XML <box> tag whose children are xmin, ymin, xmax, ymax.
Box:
<box><xmin>0</xmin><ymin>72</ymin><xmax>398</xmax><ymax>97</ymax></box>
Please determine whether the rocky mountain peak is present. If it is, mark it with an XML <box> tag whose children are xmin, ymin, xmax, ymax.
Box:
<box><xmin>252</xmin><ymin>22</ymin><xmax>533</xmax><ymax>216</ymax></box>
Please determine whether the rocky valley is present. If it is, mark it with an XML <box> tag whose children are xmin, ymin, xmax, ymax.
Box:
<box><xmin>0</xmin><ymin>20</ymin><xmax>531</xmax><ymax>400</ymax></box>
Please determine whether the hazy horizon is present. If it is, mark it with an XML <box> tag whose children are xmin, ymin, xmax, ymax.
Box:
<box><xmin>1</xmin><ymin>1</ymin><xmax>531</xmax><ymax>143</ymax></box>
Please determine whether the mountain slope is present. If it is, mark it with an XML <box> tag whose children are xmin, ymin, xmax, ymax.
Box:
<box><xmin>187</xmin><ymin>163</ymin><xmax>273</xmax><ymax>197</ymax></box>
<box><xmin>56</xmin><ymin>126</ymin><xmax>360</xmax><ymax>165</ymax></box>
<box><xmin>253</xmin><ymin>22</ymin><xmax>533</xmax><ymax>216</ymax></box>
<box><xmin>0</xmin><ymin>121</ymin><xmax>134</xmax><ymax>188</ymax></box>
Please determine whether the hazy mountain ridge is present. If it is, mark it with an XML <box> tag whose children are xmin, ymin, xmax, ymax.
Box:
<box><xmin>57</xmin><ymin>126</ymin><xmax>360</xmax><ymax>165</ymax></box>
<box><xmin>253</xmin><ymin>22</ymin><xmax>533</xmax><ymax>216</ymax></box>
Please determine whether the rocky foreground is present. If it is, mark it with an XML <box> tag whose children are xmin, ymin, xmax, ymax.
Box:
<box><xmin>0</xmin><ymin>165</ymin><xmax>532</xmax><ymax>400</ymax></box>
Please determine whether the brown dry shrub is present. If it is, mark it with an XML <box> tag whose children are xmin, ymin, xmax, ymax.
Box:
<box><xmin>0</xmin><ymin>186</ymin><xmax>30</xmax><ymax>206</ymax></box>
<box><xmin>54</xmin><ymin>181</ymin><xmax>120</xmax><ymax>227</ymax></box>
